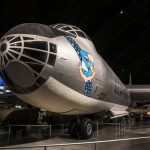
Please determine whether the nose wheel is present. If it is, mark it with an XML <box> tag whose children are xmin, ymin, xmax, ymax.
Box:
<box><xmin>68</xmin><ymin>118</ymin><xmax>93</xmax><ymax>139</ymax></box>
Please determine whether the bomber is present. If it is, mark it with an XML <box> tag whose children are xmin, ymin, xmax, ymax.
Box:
<box><xmin>0</xmin><ymin>23</ymin><xmax>147</xmax><ymax>139</ymax></box>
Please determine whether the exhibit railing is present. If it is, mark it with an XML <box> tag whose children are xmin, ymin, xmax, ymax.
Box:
<box><xmin>4</xmin><ymin>122</ymin><xmax>124</xmax><ymax>140</ymax></box>
<box><xmin>0</xmin><ymin>121</ymin><xmax>148</xmax><ymax>139</ymax></box>
<box><xmin>0</xmin><ymin>136</ymin><xmax>150</xmax><ymax>150</ymax></box>
<box><xmin>0</xmin><ymin>120</ymin><xmax>150</xmax><ymax>149</ymax></box>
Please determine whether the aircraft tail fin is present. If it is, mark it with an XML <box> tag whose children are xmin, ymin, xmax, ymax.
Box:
<box><xmin>129</xmin><ymin>73</ymin><xmax>132</xmax><ymax>85</ymax></box>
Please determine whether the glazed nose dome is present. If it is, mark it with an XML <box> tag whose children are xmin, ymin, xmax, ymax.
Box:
<box><xmin>0</xmin><ymin>35</ymin><xmax>43</xmax><ymax>93</ymax></box>
<box><xmin>0</xmin><ymin>23</ymin><xmax>58</xmax><ymax>94</ymax></box>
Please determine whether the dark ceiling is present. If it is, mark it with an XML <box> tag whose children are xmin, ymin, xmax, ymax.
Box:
<box><xmin>0</xmin><ymin>0</ymin><xmax>150</xmax><ymax>84</ymax></box>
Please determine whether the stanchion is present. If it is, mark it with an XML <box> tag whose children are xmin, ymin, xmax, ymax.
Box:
<box><xmin>96</xmin><ymin>122</ymin><xmax>99</xmax><ymax>136</ymax></box>
<box><xmin>62</xmin><ymin>124</ymin><xmax>64</xmax><ymax>135</ymax></box>
<box><xmin>49</xmin><ymin>125</ymin><xmax>51</xmax><ymax>137</ymax></box>
<box><xmin>7</xmin><ymin>125</ymin><xmax>11</xmax><ymax>142</ymax></box>
<box><xmin>119</xmin><ymin>123</ymin><xmax>121</xmax><ymax>138</ymax></box>
<box><xmin>116</xmin><ymin>123</ymin><xmax>118</xmax><ymax>138</ymax></box>
<box><xmin>94</xmin><ymin>143</ymin><xmax>97</xmax><ymax>150</ymax></box>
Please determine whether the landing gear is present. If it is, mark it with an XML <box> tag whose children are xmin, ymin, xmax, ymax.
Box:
<box><xmin>79</xmin><ymin>118</ymin><xmax>93</xmax><ymax>139</ymax></box>
<box><xmin>68</xmin><ymin>118</ymin><xmax>93</xmax><ymax>139</ymax></box>
<box><xmin>68</xmin><ymin>119</ymin><xmax>79</xmax><ymax>138</ymax></box>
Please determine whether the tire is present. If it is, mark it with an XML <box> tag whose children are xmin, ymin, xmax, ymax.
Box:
<box><xmin>79</xmin><ymin>118</ymin><xmax>93</xmax><ymax>139</ymax></box>
<box><xmin>68</xmin><ymin>119</ymin><xmax>79</xmax><ymax>138</ymax></box>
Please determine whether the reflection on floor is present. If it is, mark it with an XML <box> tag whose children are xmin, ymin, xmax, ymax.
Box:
<box><xmin>1</xmin><ymin>120</ymin><xmax>150</xmax><ymax>149</ymax></box>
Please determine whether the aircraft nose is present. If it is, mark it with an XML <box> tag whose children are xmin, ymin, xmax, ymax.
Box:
<box><xmin>0</xmin><ymin>23</ymin><xmax>57</xmax><ymax>94</ymax></box>
<box><xmin>0</xmin><ymin>35</ymin><xmax>51</xmax><ymax>94</ymax></box>
<box><xmin>0</xmin><ymin>35</ymin><xmax>37</xmax><ymax>92</ymax></box>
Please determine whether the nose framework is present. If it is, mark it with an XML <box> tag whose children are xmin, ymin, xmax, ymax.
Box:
<box><xmin>0</xmin><ymin>35</ymin><xmax>23</xmax><ymax>68</ymax></box>
<box><xmin>0</xmin><ymin>34</ymin><xmax>57</xmax><ymax>94</ymax></box>
<box><xmin>0</xmin><ymin>43</ymin><xmax>7</xmax><ymax>53</ymax></box>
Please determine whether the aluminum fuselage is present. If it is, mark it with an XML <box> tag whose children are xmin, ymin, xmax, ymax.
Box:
<box><xmin>0</xmin><ymin>23</ymin><xmax>131</xmax><ymax>115</ymax></box>
<box><xmin>15</xmin><ymin>35</ymin><xmax>130</xmax><ymax>115</ymax></box>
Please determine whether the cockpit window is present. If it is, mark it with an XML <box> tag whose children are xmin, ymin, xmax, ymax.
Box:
<box><xmin>6</xmin><ymin>36</ymin><xmax>14</xmax><ymax>41</ymax></box>
<box><xmin>50</xmin><ymin>43</ymin><xmax>57</xmax><ymax>53</ymax></box>
<box><xmin>62</xmin><ymin>26</ymin><xmax>72</xmax><ymax>30</ymax></box>
<box><xmin>10</xmin><ymin>37</ymin><xmax>21</xmax><ymax>43</ymax></box>
<box><xmin>76</xmin><ymin>31</ymin><xmax>86</xmax><ymax>38</ymax></box>
<box><xmin>24</xmin><ymin>41</ymin><xmax>48</xmax><ymax>51</ymax></box>
<box><xmin>48</xmin><ymin>43</ymin><xmax>57</xmax><ymax>66</ymax></box>
<box><xmin>9</xmin><ymin>51</ymin><xmax>19</xmax><ymax>58</ymax></box>
<box><xmin>11</xmin><ymin>42</ymin><xmax>22</xmax><ymax>46</ymax></box>
<box><xmin>70</xmin><ymin>31</ymin><xmax>76</xmax><ymax>35</ymax></box>
<box><xmin>20</xmin><ymin>56</ymin><xmax>43</xmax><ymax>73</ymax></box>
<box><xmin>23</xmin><ymin>37</ymin><xmax>34</xmax><ymax>40</ymax></box>
<box><xmin>28</xmin><ymin>63</ymin><xmax>43</xmax><ymax>73</ymax></box>
<box><xmin>23</xmin><ymin>49</ymin><xmax>47</xmax><ymax>62</ymax></box>
<box><xmin>6</xmin><ymin>53</ymin><xmax>13</xmax><ymax>60</ymax></box>
<box><xmin>50</xmin><ymin>23</ymin><xmax>91</xmax><ymax>40</ymax></box>
<box><xmin>48</xmin><ymin>54</ymin><xmax>56</xmax><ymax>66</ymax></box>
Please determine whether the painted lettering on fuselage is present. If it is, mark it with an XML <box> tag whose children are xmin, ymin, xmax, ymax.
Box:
<box><xmin>114</xmin><ymin>80</ymin><xmax>129</xmax><ymax>100</ymax></box>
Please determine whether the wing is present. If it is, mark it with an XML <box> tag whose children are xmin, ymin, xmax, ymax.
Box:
<box><xmin>110</xmin><ymin>110</ymin><xmax>129</xmax><ymax>119</ymax></box>
<box><xmin>126</xmin><ymin>85</ymin><xmax>150</xmax><ymax>102</ymax></box>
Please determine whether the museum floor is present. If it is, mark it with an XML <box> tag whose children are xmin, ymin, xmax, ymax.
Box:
<box><xmin>0</xmin><ymin>121</ymin><xmax>150</xmax><ymax>149</ymax></box>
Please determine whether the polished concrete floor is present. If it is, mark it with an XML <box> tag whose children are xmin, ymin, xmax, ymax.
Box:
<box><xmin>1</xmin><ymin>121</ymin><xmax>150</xmax><ymax>149</ymax></box>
